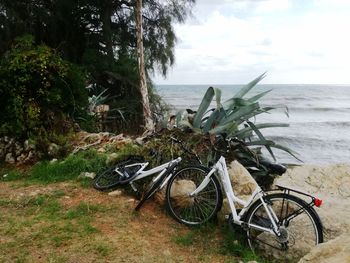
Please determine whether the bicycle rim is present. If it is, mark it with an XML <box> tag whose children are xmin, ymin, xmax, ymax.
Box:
<box><xmin>245</xmin><ymin>193</ymin><xmax>323</xmax><ymax>261</ymax></box>
<box><xmin>166</xmin><ymin>166</ymin><xmax>222</xmax><ymax>226</ymax></box>
<box><xmin>93</xmin><ymin>166</ymin><xmax>120</xmax><ymax>190</ymax></box>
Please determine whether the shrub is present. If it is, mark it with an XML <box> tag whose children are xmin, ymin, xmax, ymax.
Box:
<box><xmin>0</xmin><ymin>35</ymin><xmax>88</xmax><ymax>138</ymax></box>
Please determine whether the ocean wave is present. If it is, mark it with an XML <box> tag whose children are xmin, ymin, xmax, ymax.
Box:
<box><xmin>288</xmin><ymin>107</ymin><xmax>350</xmax><ymax>112</ymax></box>
<box><xmin>264</xmin><ymin>135</ymin><xmax>350</xmax><ymax>147</ymax></box>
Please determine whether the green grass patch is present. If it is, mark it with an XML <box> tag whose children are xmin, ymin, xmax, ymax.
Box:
<box><xmin>29</xmin><ymin>149</ymin><xmax>106</xmax><ymax>183</ymax></box>
<box><xmin>172</xmin><ymin>231</ymin><xmax>195</xmax><ymax>246</ymax></box>
<box><xmin>65</xmin><ymin>202</ymin><xmax>102</xmax><ymax>219</ymax></box>
<box><xmin>219</xmin><ymin>224</ymin><xmax>264</xmax><ymax>263</ymax></box>
<box><xmin>0</xmin><ymin>166</ymin><xmax>25</xmax><ymax>181</ymax></box>
<box><xmin>93</xmin><ymin>242</ymin><xmax>111</xmax><ymax>257</ymax></box>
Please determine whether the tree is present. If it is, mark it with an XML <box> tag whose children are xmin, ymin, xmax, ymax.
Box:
<box><xmin>0</xmin><ymin>0</ymin><xmax>195</xmax><ymax>133</ymax></box>
<box><xmin>136</xmin><ymin>0</ymin><xmax>154</xmax><ymax>132</ymax></box>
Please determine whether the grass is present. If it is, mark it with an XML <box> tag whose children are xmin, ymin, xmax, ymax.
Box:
<box><xmin>30</xmin><ymin>149</ymin><xmax>107</xmax><ymax>183</ymax></box>
<box><xmin>0</xmin><ymin>148</ymin><xmax>273</xmax><ymax>263</ymax></box>
<box><xmin>0</xmin><ymin>149</ymin><xmax>107</xmax><ymax>184</ymax></box>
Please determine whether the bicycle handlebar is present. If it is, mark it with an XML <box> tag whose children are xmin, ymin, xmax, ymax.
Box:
<box><xmin>170</xmin><ymin>136</ymin><xmax>202</xmax><ymax>164</ymax></box>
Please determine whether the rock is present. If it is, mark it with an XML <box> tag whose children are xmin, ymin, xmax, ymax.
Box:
<box><xmin>108</xmin><ymin>190</ymin><xmax>123</xmax><ymax>197</ymax></box>
<box><xmin>16</xmin><ymin>153</ymin><xmax>27</xmax><ymax>163</ymax></box>
<box><xmin>298</xmin><ymin>234</ymin><xmax>350</xmax><ymax>263</ymax></box>
<box><xmin>24</xmin><ymin>151</ymin><xmax>36</xmax><ymax>164</ymax></box>
<box><xmin>48</xmin><ymin>143</ymin><xmax>60</xmax><ymax>157</ymax></box>
<box><xmin>97</xmin><ymin>147</ymin><xmax>106</xmax><ymax>153</ymax></box>
<box><xmin>50</xmin><ymin>158</ymin><xmax>58</xmax><ymax>163</ymax></box>
<box><xmin>5</xmin><ymin>153</ymin><xmax>15</xmax><ymax>164</ymax></box>
<box><xmin>114</xmin><ymin>138</ymin><xmax>133</xmax><ymax>149</ymax></box>
<box><xmin>274</xmin><ymin>164</ymin><xmax>350</xmax><ymax>242</ymax></box>
<box><xmin>24</xmin><ymin>140</ymin><xmax>35</xmax><ymax>151</ymax></box>
<box><xmin>218</xmin><ymin>161</ymin><xmax>258</xmax><ymax>221</ymax></box>
<box><xmin>169</xmin><ymin>179</ymin><xmax>197</xmax><ymax>207</ymax></box>
<box><xmin>14</xmin><ymin>142</ymin><xmax>23</xmax><ymax>157</ymax></box>
<box><xmin>135</xmin><ymin>137</ymin><xmax>144</xmax><ymax>146</ymax></box>
<box><xmin>78</xmin><ymin>172</ymin><xmax>96</xmax><ymax>179</ymax></box>
<box><xmin>106</xmin><ymin>153</ymin><xmax>119</xmax><ymax>166</ymax></box>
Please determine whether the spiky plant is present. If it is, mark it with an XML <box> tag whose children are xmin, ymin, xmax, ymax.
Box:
<box><xmin>172</xmin><ymin>73</ymin><xmax>299</xmax><ymax>187</ymax></box>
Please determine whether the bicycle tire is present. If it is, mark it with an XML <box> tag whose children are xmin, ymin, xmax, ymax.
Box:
<box><xmin>93</xmin><ymin>155</ymin><xmax>145</xmax><ymax>191</ymax></box>
<box><xmin>134</xmin><ymin>162</ymin><xmax>178</xmax><ymax>211</ymax></box>
<box><xmin>244</xmin><ymin>193</ymin><xmax>323</xmax><ymax>261</ymax></box>
<box><xmin>166</xmin><ymin>166</ymin><xmax>223</xmax><ymax>226</ymax></box>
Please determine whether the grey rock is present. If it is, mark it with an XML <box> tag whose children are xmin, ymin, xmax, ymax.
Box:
<box><xmin>50</xmin><ymin>158</ymin><xmax>58</xmax><ymax>163</ymax></box>
<box><xmin>48</xmin><ymin>143</ymin><xmax>60</xmax><ymax>157</ymax></box>
<box><xmin>135</xmin><ymin>137</ymin><xmax>144</xmax><ymax>145</ymax></box>
<box><xmin>5</xmin><ymin>153</ymin><xmax>15</xmax><ymax>164</ymax></box>
<box><xmin>24</xmin><ymin>151</ymin><xmax>36</xmax><ymax>163</ymax></box>
<box><xmin>78</xmin><ymin>172</ymin><xmax>96</xmax><ymax>179</ymax></box>
<box><xmin>24</xmin><ymin>140</ymin><xmax>36</xmax><ymax>151</ymax></box>
<box><xmin>17</xmin><ymin>153</ymin><xmax>27</xmax><ymax>163</ymax></box>
<box><xmin>14</xmin><ymin>142</ymin><xmax>23</xmax><ymax>157</ymax></box>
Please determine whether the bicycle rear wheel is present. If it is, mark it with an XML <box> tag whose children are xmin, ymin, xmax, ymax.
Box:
<box><xmin>244</xmin><ymin>193</ymin><xmax>323</xmax><ymax>261</ymax></box>
<box><xmin>166</xmin><ymin>166</ymin><xmax>222</xmax><ymax>226</ymax></box>
<box><xmin>93</xmin><ymin>156</ymin><xmax>144</xmax><ymax>191</ymax></box>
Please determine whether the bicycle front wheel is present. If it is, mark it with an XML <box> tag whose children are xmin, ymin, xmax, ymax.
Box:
<box><xmin>244</xmin><ymin>193</ymin><xmax>323</xmax><ymax>261</ymax></box>
<box><xmin>166</xmin><ymin>166</ymin><xmax>222</xmax><ymax>226</ymax></box>
<box><xmin>93</xmin><ymin>156</ymin><xmax>144</xmax><ymax>191</ymax></box>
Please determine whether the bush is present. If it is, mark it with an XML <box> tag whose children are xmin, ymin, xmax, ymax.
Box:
<box><xmin>0</xmin><ymin>35</ymin><xmax>88</xmax><ymax>138</ymax></box>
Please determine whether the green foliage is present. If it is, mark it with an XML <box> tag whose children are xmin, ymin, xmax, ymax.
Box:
<box><xmin>219</xmin><ymin>224</ymin><xmax>263</xmax><ymax>262</ymax></box>
<box><xmin>0</xmin><ymin>0</ymin><xmax>194</xmax><ymax>133</ymax></box>
<box><xmin>176</xmin><ymin>73</ymin><xmax>297</xmax><ymax>162</ymax></box>
<box><xmin>0</xmin><ymin>35</ymin><xmax>88</xmax><ymax>138</ymax></box>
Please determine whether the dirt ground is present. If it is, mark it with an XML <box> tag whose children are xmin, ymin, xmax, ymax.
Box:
<box><xmin>0</xmin><ymin>181</ymin><xmax>240</xmax><ymax>263</ymax></box>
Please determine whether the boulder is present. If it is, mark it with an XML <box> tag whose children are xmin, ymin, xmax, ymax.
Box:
<box><xmin>168</xmin><ymin>179</ymin><xmax>197</xmax><ymax>207</ymax></box>
<box><xmin>274</xmin><ymin>164</ymin><xmax>350</xmax><ymax>242</ymax></box>
<box><xmin>218</xmin><ymin>160</ymin><xmax>258</xmax><ymax>221</ymax></box>
<box><xmin>5</xmin><ymin>153</ymin><xmax>15</xmax><ymax>164</ymax></box>
<box><xmin>298</xmin><ymin>234</ymin><xmax>350</xmax><ymax>263</ymax></box>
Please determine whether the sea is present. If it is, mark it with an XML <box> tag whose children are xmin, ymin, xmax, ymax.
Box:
<box><xmin>156</xmin><ymin>84</ymin><xmax>350</xmax><ymax>165</ymax></box>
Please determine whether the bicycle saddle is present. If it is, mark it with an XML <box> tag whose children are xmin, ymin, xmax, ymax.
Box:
<box><xmin>260</xmin><ymin>160</ymin><xmax>287</xmax><ymax>175</ymax></box>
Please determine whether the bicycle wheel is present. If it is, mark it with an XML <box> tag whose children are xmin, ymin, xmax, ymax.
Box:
<box><xmin>166</xmin><ymin>166</ymin><xmax>222</xmax><ymax>226</ymax></box>
<box><xmin>93</xmin><ymin>156</ymin><xmax>144</xmax><ymax>191</ymax></box>
<box><xmin>244</xmin><ymin>193</ymin><xmax>323</xmax><ymax>261</ymax></box>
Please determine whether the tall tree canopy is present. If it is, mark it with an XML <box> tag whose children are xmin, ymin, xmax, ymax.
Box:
<box><xmin>0</xmin><ymin>0</ymin><xmax>195</xmax><ymax>76</ymax></box>
<box><xmin>0</xmin><ymin>0</ymin><xmax>195</xmax><ymax>134</ymax></box>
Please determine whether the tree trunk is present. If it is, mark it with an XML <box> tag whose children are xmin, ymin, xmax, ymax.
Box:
<box><xmin>135</xmin><ymin>0</ymin><xmax>155</xmax><ymax>132</ymax></box>
<box><xmin>101</xmin><ymin>0</ymin><xmax>114</xmax><ymax>62</ymax></box>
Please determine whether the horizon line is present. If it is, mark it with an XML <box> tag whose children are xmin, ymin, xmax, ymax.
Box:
<box><xmin>154</xmin><ymin>83</ymin><xmax>350</xmax><ymax>86</ymax></box>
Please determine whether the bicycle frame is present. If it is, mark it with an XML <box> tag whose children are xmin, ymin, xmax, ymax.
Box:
<box><xmin>119</xmin><ymin>157</ymin><xmax>182</xmax><ymax>188</ymax></box>
<box><xmin>190</xmin><ymin>156</ymin><xmax>281</xmax><ymax>235</ymax></box>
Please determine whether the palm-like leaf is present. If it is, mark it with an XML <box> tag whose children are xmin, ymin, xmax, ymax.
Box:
<box><xmin>173</xmin><ymin>73</ymin><xmax>299</xmax><ymax>163</ymax></box>
<box><xmin>192</xmin><ymin>86</ymin><xmax>221</xmax><ymax>128</ymax></box>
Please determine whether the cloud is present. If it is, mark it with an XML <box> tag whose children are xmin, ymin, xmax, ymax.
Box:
<box><xmin>154</xmin><ymin>1</ymin><xmax>350</xmax><ymax>84</ymax></box>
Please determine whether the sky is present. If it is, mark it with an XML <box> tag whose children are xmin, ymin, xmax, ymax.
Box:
<box><xmin>154</xmin><ymin>0</ymin><xmax>350</xmax><ymax>84</ymax></box>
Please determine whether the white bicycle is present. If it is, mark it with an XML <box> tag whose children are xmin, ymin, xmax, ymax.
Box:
<box><xmin>165</xmin><ymin>139</ymin><xmax>324</xmax><ymax>259</ymax></box>
<box><xmin>93</xmin><ymin>137</ymin><xmax>202</xmax><ymax>210</ymax></box>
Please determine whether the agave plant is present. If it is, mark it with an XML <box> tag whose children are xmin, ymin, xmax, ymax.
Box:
<box><xmin>175</xmin><ymin>73</ymin><xmax>299</xmax><ymax>165</ymax></box>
